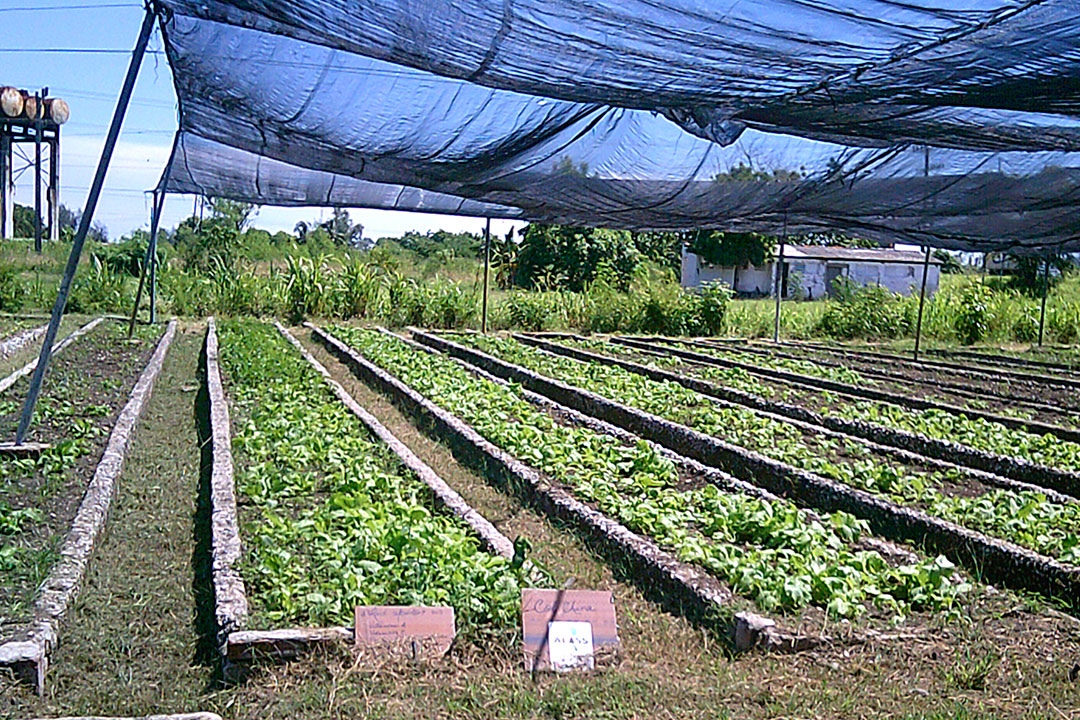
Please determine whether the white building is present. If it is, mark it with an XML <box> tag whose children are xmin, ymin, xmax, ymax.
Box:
<box><xmin>681</xmin><ymin>245</ymin><xmax>942</xmax><ymax>299</ymax></box>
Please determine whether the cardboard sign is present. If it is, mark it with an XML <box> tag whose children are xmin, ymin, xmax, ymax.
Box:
<box><xmin>354</xmin><ymin>605</ymin><xmax>455</xmax><ymax>661</ymax></box>
<box><xmin>521</xmin><ymin>589</ymin><xmax>619</xmax><ymax>671</ymax></box>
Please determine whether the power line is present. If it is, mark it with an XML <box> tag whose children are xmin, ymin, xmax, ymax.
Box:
<box><xmin>0</xmin><ymin>48</ymin><xmax>166</xmax><ymax>54</ymax></box>
<box><xmin>0</xmin><ymin>3</ymin><xmax>137</xmax><ymax>12</ymax></box>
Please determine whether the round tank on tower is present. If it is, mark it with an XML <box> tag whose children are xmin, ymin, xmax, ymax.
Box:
<box><xmin>0</xmin><ymin>87</ymin><xmax>23</xmax><ymax>118</ymax></box>
<box><xmin>45</xmin><ymin>98</ymin><xmax>69</xmax><ymax>124</ymax></box>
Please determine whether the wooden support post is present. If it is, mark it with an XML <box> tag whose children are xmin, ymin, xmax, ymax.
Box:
<box><xmin>34</xmin><ymin>92</ymin><xmax>42</xmax><ymax>253</ymax></box>
<box><xmin>481</xmin><ymin>217</ymin><xmax>491</xmax><ymax>334</ymax></box>
<box><xmin>913</xmin><ymin>245</ymin><xmax>931</xmax><ymax>362</ymax></box>
<box><xmin>48</xmin><ymin>127</ymin><xmax>59</xmax><ymax>242</ymax></box>
<box><xmin>1038</xmin><ymin>257</ymin><xmax>1050</xmax><ymax>347</ymax></box>
<box><xmin>16</xmin><ymin>6</ymin><xmax>157</xmax><ymax>443</ymax></box>
<box><xmin>0</xmin><ymin>131</ymin><xmax>9</xmax><ymax>239</ymax></box>
<box><xmin>149</xmin><ymin>188</ymin><xmax>165</xmax><ymax>323</ymax></box>
<box><xmin>773</xmin><ymin>237</ymin><xmax>786</xmax><ymax>343</ymax></box>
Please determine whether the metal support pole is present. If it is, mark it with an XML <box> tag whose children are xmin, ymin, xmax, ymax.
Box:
<box><xmin>773</xmin><ymin>234</ymin><xmax>786</xmax><ymax>343</ymax></box>
<box><xmin>34</xmin><ymin>93</ymin><xmax>43</xmax><ymax>253</ymax></box>
<box><xmin>16</xmin><ymin>5</ymin><xmax>157</xmax><ymax>444</ymax></box>
<box><xmin>481</xmin><ymin>217</ymin><xmax>491</xmax><ymax>334</ymax></box>
<box><xmin>48</xmin><ymin>127</ymin><xmax>59</xmax><ymax>242</ymax></box>
<box><xmin>1038</xmin><ymin>257</ymin><xmax>1050</xmax><ymax>347</ymax></box>
<box><xmin>913</xmin><ymin>245</ymin><xmax>931</xmax><ymax>362</ymax></box>
<box><xmin>128</xmin><ymin>188</ymin><xmax>166</xmax><ymax>336</ymax></box>
<box><xmin>0</xmin><ymin>131</ymin><xmax>8</xmax><ymax>239</ymax></box>
<box><xmin>150</xmin><ymin>199</ymin><xmax>160</xmax><ymax>324</ymax></box>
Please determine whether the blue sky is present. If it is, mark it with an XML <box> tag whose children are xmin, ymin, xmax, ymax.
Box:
<box><xmin>1</xmin><ymin>1</ymin><xmax>520</xmax><ymax>240</ymax></box>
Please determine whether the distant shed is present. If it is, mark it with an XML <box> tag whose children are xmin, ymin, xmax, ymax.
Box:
<box><xmin>681</xmin><ymin>245</ymin><xmax>942</xmax><ymax>299</ymax></box>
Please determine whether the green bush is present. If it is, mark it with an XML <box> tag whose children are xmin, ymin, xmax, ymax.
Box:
<box><xmin>502</xmin><ymin>291</ymin><xmax>558</xmax><ymax>331</ymax></box>
<box><xmin>0</xmin><ymin>264</ymin><xmax>24</xmax><ymax>312</ymax></box>
<box><xmin>67</xmin><ymin>256</ymin><xmax>129</xmax><ymax>313</ymax></box>
<box><xmin>952</xmin><ymin>282</ymin><xmax>995</xmax><ymax>344</ymax></box>
<box><xmin>816</xmin><ymin>281</ymin><xmax>913</xmax><ymax>339</ymax></box>
<box><xmin>387</xmin><ymin>277</ymin><xmax>476</xmax><ymax>328</ymax></box>
<box><xmin>89</xmin><ymin>237</ymin><xmax>161</xmax><ymax>277</ymax></box>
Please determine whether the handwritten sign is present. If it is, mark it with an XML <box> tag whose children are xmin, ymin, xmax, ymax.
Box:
<box><xmin>521</xmin><ymin>589</ymin><xmax>619</xmax><ymax>671</ymax></box>
<box><xmin>354</xmin><ymin>606</ymin><xmax>455</xmax><ymax>661</ymax></box>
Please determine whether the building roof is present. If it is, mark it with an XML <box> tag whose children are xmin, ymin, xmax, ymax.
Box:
<box><xmin>784</xmin><ymin>245</ymin><xmax>943</xmax><ymax>264</ymax></box>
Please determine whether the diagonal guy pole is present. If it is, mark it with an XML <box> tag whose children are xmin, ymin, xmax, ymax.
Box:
<box><xmin>16</xmin><ymin>4</ymin><xmax>158</xmax><ymax>444</ymax></box>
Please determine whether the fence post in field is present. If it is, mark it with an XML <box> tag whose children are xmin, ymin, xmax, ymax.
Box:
<box><xmin>34</xmin><ymin>91</ymin><xmax>43</xmax><ymax>253</ymax></box>
<box><xmin>482</xmin><ymin>217</ymin><xmax>491</xmax><ymax>333</ymax></box>
<box><xmin>1038</xmin><ymin>257</ymin><xmax>1050</xmax><ymax>347</ymax></box>
<box><xmin>16</xmin><ymin>4</ymin><xmax>158</xmax><ymax>444</ymax></box>
<box><xmin>913</xmin><ymin>245</ymin><xmax>931</xmax><ymax>362</ymax></box>
<box><xmin>773</xmin><ymin>232</ymin><xmax>786</xmax><ymax>344</ymax></box>
<box><xmin>128</xmin><ymin>186</ymin><xmax>167</xmax><ymax>336</ymax></box>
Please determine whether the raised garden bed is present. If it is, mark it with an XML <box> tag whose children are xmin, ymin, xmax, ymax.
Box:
<box><xmin>510</xmin><ymin>333</ymin><xmax>1080</xmax><ymax>500</ymax></box>
<box><xmin>203</xmin><ymin>319</ymin><xmax>536</xmax><ymax>674</ymax></box>
<box><xmin>413</xmin><ymin>330</ymin><xmax>1080</xmax><ymax>610</ymax></box>
<box><xmin>0</xmin><ymin>319</ymin><xmax>176</xmax><ymax>692</ymax></box>
<box><xmin>320</xmin><ymin>325</ymin><xmax>988</xmax><ymax>642</ymax></box>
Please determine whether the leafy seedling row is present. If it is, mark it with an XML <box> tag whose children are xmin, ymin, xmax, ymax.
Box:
<box><xmin>509</xmin><ymin>332</ymin><xmax>1080</xmax><ymax>507</ymax></box>
<box><xmin>324</xmin><ymin>325</ymin><xmax>975</xmax><ymax>634</ymax></box>
<box><xmin>778</xmin><ymin>340</ymin><xmax>1080</xmax><ymax>392</ymax></box>
<box><xmin>458</xmin><ymin>332</ymin><xmax>1080</xmax><ymax>569</ymax></box>
<box><xmin>617</xmin><ymin>335</ymin><xmax>1080</xmax><ymax>445</ymax></box>
<box><xmin>204</xmin><ymin>319</ymin><xmax>535</xmax><ymax>674</ymax></box>
<box><xmin>412</xmin><ymin>330</ymin><xmax>1080</xmax><ymax>610</ymax></box>
<box><xmin>676</xmin><ymin>335</ymin><xmax>1080</xmax><ymax>421</ymax></box>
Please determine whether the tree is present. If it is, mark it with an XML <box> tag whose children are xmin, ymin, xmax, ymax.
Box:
<box><xmin>688</xmin><ymin>231</ymin><xmax>775</xmax><ymax>268</ymax></box>
<box><xmin>209</xmin><ymin>198</ymin><xmax>257</xmax><ymax>232</ymax></box>
<box><xmin>933</xmin><ymin>249</ymin><xmax>963</xmax><ymax>274</ymax></box>
<box><xmin>631</xmin><ymin>231</ymin><xmax>683</xmax><ymax>272</ymax></box>
<box><xmin>799</xmin><ymin>233</ymin><xmax>879</xmax><ymax>249</ymax></box>
<box><xmin>713</xmin><ymin>162</ymin><xmax>803</xmax><ymax>183</ymax></box>
<box><xmin>514</xmin><ymin>223</ymin><xmax>641</xmax><ymax>291</ymax></box>
<box><xmin>491</xmin><ymin>227</ymin><xmax>520</xmax><ymax>289</ymax></box>
<box><xmin>12</xmin><ymin>204</ymin><xmax>40</xmax><ymax>239</ymax></box>
<box><xmin>391</xmin><ymin>229</ymin><xmax>482</xmax><ymax>258</ymax></box>
<box><xmin>72</xmin><ymin>207</ymin><xmax>108</xmax><ymax>242</ymax></box>
<box><xmin>1008</xmin><ymin>254</ymin><xmax>1073</xmax><ymax>296</ymax></box>
<box><xmin>322</xmin><ymin>208</ymin><xmax>364</xmax><ymax>247</ymax></box>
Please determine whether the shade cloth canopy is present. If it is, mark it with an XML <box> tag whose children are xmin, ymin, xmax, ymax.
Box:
<box><xmin>154</xmin><ymin>1</ymin><xmax>1080</xmax><ymax>252</ymax></box>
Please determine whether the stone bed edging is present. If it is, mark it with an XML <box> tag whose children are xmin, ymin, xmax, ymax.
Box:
<box><xmin>0</xmin><ymin>319</ymin><xmax>177</xmax><ymax>694</ymax></box>
<box><xmin>0</xmin><ymin>317</ymin><xmax>104</xmax><ymax>395</ymax></box>
<box><xmin>625</xmin><ymin>335</ymin><xmax>1080</xmax><ymax>445</ymax></box>
<box><xmin>0</xmin><ymin>323</ymin><xmax>47</xmax><ymax>359</ymax></box>
<box><xmin>411</xmin><ymin>330</ymin><xmax>1080</xmax><ymax>612</ymax></box>
<box><xmin>202</xmin><ymin>318</ymin><xmax>248</xmax><ymax>665</ymax></box>
<box><xmin>529</xmin><ymin>333</ymin><xmax>1080</xmax><ymax>499</ymax></box>
<box><xmin>310</xmin><ymin>324</ymin><xmax>816</xmax><ymax>652</ymax></box>
<box><xmin>517</xmin><ymin>334</ymin><xmax>1080</xmax><ymax>505</ymax></box>
<box><xmin>681</xmin><ymin>336</ymin><xmax>1075</xmax><ymax>419</ymax></box>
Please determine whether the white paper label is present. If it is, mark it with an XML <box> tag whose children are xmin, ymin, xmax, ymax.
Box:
<box><xmin>547</xmin><ymin>620</ymin><xmax>594</xmax><ymax>671</ymax></box>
